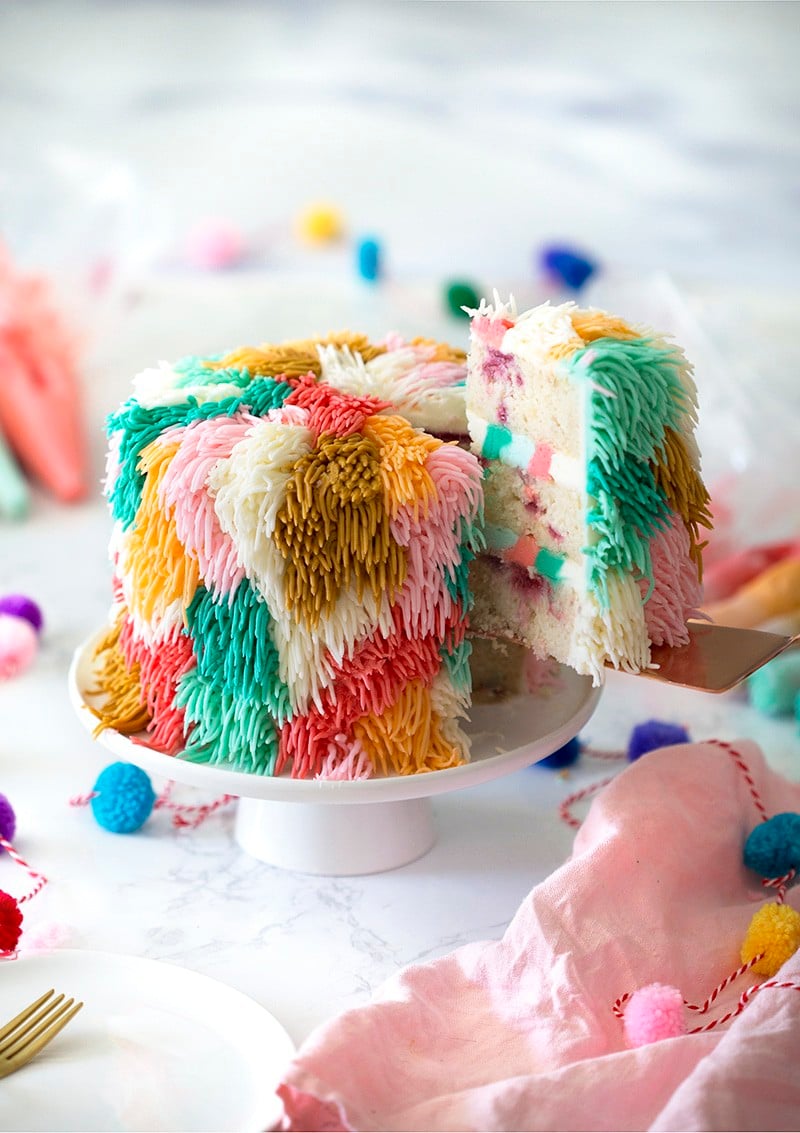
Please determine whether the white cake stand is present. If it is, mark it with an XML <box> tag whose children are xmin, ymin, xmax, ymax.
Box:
<box><xmin>68</xmin><ymin>632</ymin><xmax>601</xmax><ymax>876</ymax></box>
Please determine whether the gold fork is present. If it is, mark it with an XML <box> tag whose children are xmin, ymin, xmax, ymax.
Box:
<box><xmin>0</xmin><ymin>989</ymin><xmax>83</xmax><ymax>1078</ymax></box>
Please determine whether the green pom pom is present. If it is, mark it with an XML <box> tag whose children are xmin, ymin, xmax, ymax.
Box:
<box><xmin>444</xmin><ymin>280</ymin><xmax>481</xmax><ymax>319</ymax></box>
<box><xmin>747</xmin><ymin>652</ymin><xmax>800</xmax><ymax>717</ymax></box>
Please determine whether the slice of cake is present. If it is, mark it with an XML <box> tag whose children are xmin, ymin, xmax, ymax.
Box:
<box><xmin>90</xmin><ymin>332</ymin><xmax>484</xmax><ymax>779</ymax></box>
<box><xmin>466</xmin><ymin>296</ymin><xmax>712</xmax><ymax>684</ymax></box>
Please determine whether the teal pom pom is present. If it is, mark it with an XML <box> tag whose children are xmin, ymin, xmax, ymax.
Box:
<box><xmin>744</xmin><ymin>812</ymin><xmax>800</xmax><ymax>877</ymax></box>
<box><xmin>356</xmin><ymin>237</ymin><xmax>381</xmax><ymax>282</ymax></box>
<box><xmin>91</xmin><ymin>762</ymin><xmax>155</xmax><ymax>834</ymax></box>
<box><xmin>747</xmin><ymin>652</ymin><xmax>800</xmax><ymax>718</ymax></box>
<box><xmin>627</xmin><ymin>720</ymin><xmax>690</xmax><ymax>762</ymax></box>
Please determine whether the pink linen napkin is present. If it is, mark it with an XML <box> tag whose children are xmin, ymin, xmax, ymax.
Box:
<box><xmin>276</xmin><ymin>740</ymin><xmax>800</xmax><ymax>1131</ymax></box>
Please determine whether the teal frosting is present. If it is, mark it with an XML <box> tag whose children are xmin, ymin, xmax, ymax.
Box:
<box><xmin>481</xmin><ymin>423</ymin><xmax>512</xmax><ymax>461</ymax></box>
<box><xmin>175</xmin><ymin>669</ymin><xmax>280</xmax><ymax>774</ymax></box>
<box><xmin>173</xmin><ymin>355</ymin><xmax>253</xmax><ymax>389</ymax></box>
<box><xmin>534</xmin><ymin>547</ymin><xmax>566</xmax><ymax>581</ymax></box>
<box><xmin>483</xmin><ymin>523</ymin><xmax>518</xmax><ymax>551</ymax></box>
<box><xmin>439</xmin><ymin>638</ymin><xmax>473</xmax><ymax>693</ymax></box>
<box><xmin>444</xmin><ymin>511</ymin><xmax>485</xmax><ymax>611</ymax></box>
<box><xmin>569</xmin><ymin>337</ymin><xmax>685</xmax><ymax>607</ymax></box>
<box><xmin>108</xmin><ymin>377</ymin><xmax>293</xmax><ymax>529</ymax></box>
<box><xmin>185</xmin><ymin>583</ymin><xmax>291</xmax><ymax>724</ymax></box>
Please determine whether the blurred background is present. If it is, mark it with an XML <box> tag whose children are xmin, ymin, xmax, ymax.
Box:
<box><xmin>1</xmin><ymin>0</ymin><xmax>799</xmax><ymax>540</ymax></box>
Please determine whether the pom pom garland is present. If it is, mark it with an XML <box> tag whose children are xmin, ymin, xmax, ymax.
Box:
<box><xmin>0</xmin><ymin>793</ymin><xmax>16</xmax><ymax>848</ymax></box>
<box><xmin>744</xmin><ymin>812</ymin><xmax>800</xmax><ymax>879</ymax></box>
<box><xmin>295</xmin><ymin>202</ymin><xmax>345</xmax><ymax>245</ymax></box>
<box><xmin>622</xmin><ymin>983</ymin><xmax>686</xmax><ymax>1047</ymax></box>
<box><xmin>444</xmin><ymin>280</ymin><xmax>481</xmax><ymax>320</ymax></box>
<box><xmin>539</xmin><ymin>244</ymin><xmax>598</xmax><ymax>291</ymax></box>
<box><xmin>0</xmin><ymin>613</ymin><xmax>38</xmax><ymax>679</ymax></box>
<box><xmin>90</xmin><ymin>762</ymin><xmax>156</xmax><ymax>833</ymax></box>
<box><xmin>0</xmin><ymin>594</ymin><xmax>43</xmax><ymax>634</ymax></box>
<box><xmin>73</xmin><ymin>762</ymin><xmax>237</xmax><ymax>834</ymax></box>
<box><xmin>538</xmin><ymin>736</ymin><xmax>582</xmax><ymax>769</ymax></box>
<box><xmin>747</xmin><ymin>651</ymin><xmax>800</xmax><ymax>718</ymax></box>
<box><xmin>0</xmin><ymin>891</ymin><xmax>23</xmax><ymax>953</ymax></box>
<box><xmin>741</xmin><ymin>902</ymin><xmax>800</xmax><ymax>978</ymax></box>
<box><xmin>627</xmin><ymin>720</ymin><xmax>691</xmax><ymax>762</ymax></box>
<box><xmin>356</xmin><ymin>237</ymin><xmax>381</xmax><ymax>282</ymax></box>
<box><xmin>612</xmin><ymin>740</ymin><xmax>800</xmax><ymax>1047</ymax></box>
<box><xmin>0</xmin><ymin>799</ymin><xmax>48</xmax><ymax>956</ymax></box>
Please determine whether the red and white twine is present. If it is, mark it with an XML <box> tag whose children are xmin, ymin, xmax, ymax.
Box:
<box><xmin>70</xmin><ymin>781</ymin><xmax>236</xmax><ymax>830</ymax></box>
<box><xmin>0</xmin><ymin>835</ymin><xmax>48</xmax><ymax>903</ymax></box>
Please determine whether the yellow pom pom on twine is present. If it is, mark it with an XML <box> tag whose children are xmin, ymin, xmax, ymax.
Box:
<box><xmin>741</xmin><ymin>902</ymin><xmax>800</xmax><ymax>977</ymax></box>
<box><xmin>295</xmin><ymin>202</ymin><xmax>345</xmax><ymax>245</ymax></box>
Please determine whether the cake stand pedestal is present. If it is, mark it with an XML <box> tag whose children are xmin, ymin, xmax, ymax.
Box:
<box><xmin>235</xmin><ymin>797</ymin><xmax>435</xmax><ymax>874</ymax></box>
<box><xmin>69</xmin><ymin>633</ymin><xmax>601</xmax><ymax>875</ymax></box>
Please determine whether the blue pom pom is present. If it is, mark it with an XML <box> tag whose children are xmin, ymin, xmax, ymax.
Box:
<box><xmin>539</xmin><ymin>736</ymin><xmax>582</xmax><ymax>769</ymax></box>
<box><xmin>356</xmin><ymin>237</ymin><xmax>381</xmax><ymax>282</ymax></box>
<box><xmin>539</xmin><ymin>244</ymin><xmax>598</xmax><ymax>291</ymax></box>
<box><xmin>91</xmin><ymin>762</ymin><xmax>155</xmax><ymax>834</ymax></box>
<box><xmin>627</xmin><ymin>720</ymin><xmax>690</xmax><ymax>762</ymax></box>
<box><xmin>0</xmin><ymin>793</ymin><xmax>16</xmax><ymax>847</ymax></box>
<box><xmin>744</xmin><ymin>812</ymin><xmax>800</xmax><ymax>877</ymax></box>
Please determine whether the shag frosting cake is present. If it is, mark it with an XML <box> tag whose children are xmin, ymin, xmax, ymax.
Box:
<box><xmin>89</xmin><ymin>302</ymin><xmax>711</xmax><ymax>779</ymax></box>
<box><xmin>467</xmin><ymin>297</ymin><xmax>712</xmax><ymax>683</ymax></box>
<box><xmin>92</xmin><ymin>333</ymin><xmax>484</xmax><ymax>779</ymax></box>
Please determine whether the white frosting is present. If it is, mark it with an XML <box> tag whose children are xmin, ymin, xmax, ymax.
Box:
<box><xmin>132</xmin><ymin>361</ymin><xmax>243</xmax><ymax>410</ymax></box>
<box><xmin>500</xmin><ymin>301</ymin><xmax>583</xmax><ymax>368</ymax></box>
<box><xmin>318</xmin><ymin>343</ymin><xmax>468</xmax><ymax>434</ymax></box>
<box><xmin>569</xmin><ymin>573</ymin><xmax>650</xmax><ymax>684</ymax></box>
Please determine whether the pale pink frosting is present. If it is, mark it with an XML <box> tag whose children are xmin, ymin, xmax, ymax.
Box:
<box><xmin>472</xmin><ymin>315</ymin><xmax>513</xmax><ymax>349</ymax></box>
<box><xmin>159</xmin><ymin>413</ymin><xmax>259</xmax><ymax>596</ymax></box>
<box><xmin>640</xmin><ymin>514</ymin><xmax>703</xmax><ymax>646</ymax></box>
<box><xmin>390</xmin><ymin>444</ymin><xmax>483</xmax><ymax>637</ymax></box>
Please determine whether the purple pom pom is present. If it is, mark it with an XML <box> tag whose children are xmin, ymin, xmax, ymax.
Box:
<box><xmin>627</xmin><ymin>720</ymin><xmax>690</xmax><ymax>762</ymax></box>
<box><xmin>623</xmin><ymin>983</ymin><xmax>686</xmax><ymax>1047</ymax></box>
<box><xmin>0</xmin><ymin>794</ymin><xmax>17</xmax><ymax>848</ymax></box>
<box><xmin>0</xmin><ymin>594</ymin><xmax>43</xmax><ymax>634</ymax></box>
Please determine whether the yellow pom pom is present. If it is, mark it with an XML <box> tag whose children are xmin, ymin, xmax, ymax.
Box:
<box><xmin>741</xmin><ymin>902</ymin><xmax>800</xmax><ymax>977</ymax></box>
<box><xmin>295</xmin><ymin>203</ymin><xmax>345</xmax><ymax>245</ymax></box>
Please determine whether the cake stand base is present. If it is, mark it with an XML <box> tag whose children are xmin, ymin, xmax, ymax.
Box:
<box><xmin>234</xmin><ymin>796</ymin><xmax>436</xmax><ymax>875</ymax></box>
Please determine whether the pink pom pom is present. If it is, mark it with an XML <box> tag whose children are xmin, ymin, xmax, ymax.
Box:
<box><xmin>0</xmin><ymin>613</ymin><xmax>38</xmax><ymax>679</ymax></box>
<box><xmin>185</xmin><ymin>218</ymin><xmax>245</xmax><ymax>270</ymax></box>
<box><xmin>623</xmin><ymin>983</ymin><xmax>686</xmax><ymax>1047</ymax></box>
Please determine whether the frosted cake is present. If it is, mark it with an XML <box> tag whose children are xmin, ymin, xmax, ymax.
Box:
<box><xmin>89</xmin><ymin>303</ymin><xmax>711</xmax><ymax>779</ymax></box>
<box><xmin>91</xmin><ymin>333</ymin><xmax>484</xmax><ymax>779</ymax></box>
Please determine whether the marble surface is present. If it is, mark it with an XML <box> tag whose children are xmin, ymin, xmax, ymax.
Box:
<box><xmin>0</xmin><ymin>1</ymin><xmax>799</xmax><ymax>1122</ymax></box>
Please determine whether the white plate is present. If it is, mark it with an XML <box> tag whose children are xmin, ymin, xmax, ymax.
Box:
<box><xmin>0</xmin><ymin>950</ymin><xmax>294</xmax><ymax>1132</ymax></box>
<box><xmin>69</xmin><ymin>631</ymin><xmax>601</xmax><ymax>804</ymax></box>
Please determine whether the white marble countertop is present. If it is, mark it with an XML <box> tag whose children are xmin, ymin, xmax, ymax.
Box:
<box><xmin>0</xmin><ymin>2</ymin><xmax>799</xmax><ymax>1125</ymax></box>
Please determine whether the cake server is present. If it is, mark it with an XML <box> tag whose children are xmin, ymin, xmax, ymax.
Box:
<box><xmin>641</xmin><ymin>621</ymin><xmax>799</xmax><ymax>693</ymax></box>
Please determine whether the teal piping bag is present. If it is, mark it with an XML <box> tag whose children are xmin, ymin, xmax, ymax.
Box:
<box><xmin>0</xmin><ymin>424</ymin><xmax>30</xmax><ymax>519</ymax></box>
